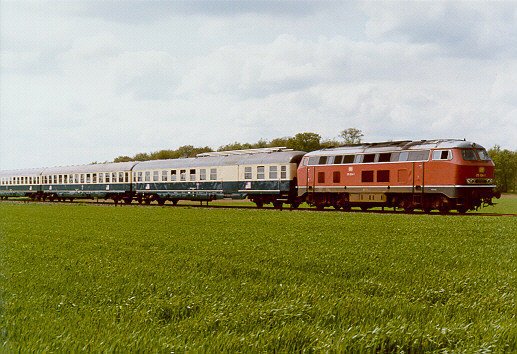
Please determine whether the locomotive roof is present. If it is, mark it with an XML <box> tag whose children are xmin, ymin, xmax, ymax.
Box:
<box><xmin>306</xmin><ymin>139</ymin><xmax>486</xmax><ymax>156</ymax></box>
<box><xmin>133</xmin><ymin>150</ymin><xmax>306</xmax><ymax>171</ymax></box>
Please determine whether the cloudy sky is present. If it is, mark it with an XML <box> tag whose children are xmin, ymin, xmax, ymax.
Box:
<box><xmin>1</xmin><ymin>1</ymin><xmax>516</xmax><ymax>170</ymax></box>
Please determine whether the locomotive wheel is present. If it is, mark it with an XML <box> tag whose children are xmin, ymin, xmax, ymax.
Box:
<box><xmin>290</xmin><ymin>202</ymin><xmax>300</xmax><ymax>209</ymax></box>
<box><xmin>456</xmin><ymin>206</ymin><xmax>467</xmax><ymax>214</ymax></box>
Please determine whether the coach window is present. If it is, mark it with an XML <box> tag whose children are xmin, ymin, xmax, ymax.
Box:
<box><xmin>257</xmin><ymin>166</ymin><xmax>265</xmax><ymax>179</ymax></box>
<box><xmin>281</xmin><ymin>166</ymin><xmax>287</xmax><ymax>179</ymax></box>
<box><xmin>63</xmin><ymin>175</ymin><xmax>67</xmax><ymax>184</ymax></box>
<box><xmin>153</xmin><ymin>171</ymin><xmax>159</xmax><ymax>182</ymax></box>
<box><xmin>125</xmin><ymin>172</ymin><xmax>129</xmax><ymax>183</ymax></box>
<box><xmin>171</xmin><ymin>170</ymin><xmax>177</xmax><ymax>181</ymax></box>
<box><xmin>361</xmin><ymin>171</ymin><xmax>374</xmax><ymax>183</ymax></box>
<box><xmin>333</xmin><ymin>171</ymin><xmax>341</xmax><ymax>183</ymax></box>
<box><xmin>145</xmin><ymin>171</ymin><xmax>151</xmax><ymax>182</ymax></box>
<box><xmin>99</xmin><ymin>173</ymin><xmax>104</xmax><ymax>183</ymax></box>
<box><xmin>210</xmin><ymin>168</ymin><xmax>217</xmax><ymax>181</ymax></box>
<box><xmin>162</xmin><ymin>170</ymin><xmax>167</xmax><ymax>181</ymax></box>
<box><xmin>180</xmin><ymin>170</ymin><xmax>186</xmax><ymax>181</ymax></box>
<box><xmin>190</xmin><ymin>169</ymin><xmax>196</xmax><ymax>181</ymax></box>
<box><xmin>111</xmin><ymin>172</ymin><xmax>116</xmax><ymax>183</ymax></box>
<box><xmin>200</xmin><ymin>169</ymin><xmax>207</xmax><ymax>181</ymax></box>
<box><xmin>93</xmin><ymin>173</ymin><xmax>98</xmax><ymax>183</ymax></box>
<box><xmin>86</xmin><ymin>174</ymin><xmax>91</xmax><ymax>183</ymax></box>
<box><xmin>269</xmin><ymin>166</ymin><xmax>278</xmax><ymax>179</ymax></box>
<box><xmin>244</xmin><ymin>167</ymin><xmax>252</xmax><ymax>180</ymax></box>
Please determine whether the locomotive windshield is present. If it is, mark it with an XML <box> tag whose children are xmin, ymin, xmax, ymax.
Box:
<box><xmin>461</xmin><ymin>149</ymin><xmax>478</xmax><ymax>161</ymax></box>
<box><xmin>477</xmin><ymin>149</ymin><xmax>491</xmax><ymax>161</ymax></box>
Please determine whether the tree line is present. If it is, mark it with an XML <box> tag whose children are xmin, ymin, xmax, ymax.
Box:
<box><xmin>113</xmin><ymin>129</ymin><xmax>516</xmax><ymax>193</ymax></box>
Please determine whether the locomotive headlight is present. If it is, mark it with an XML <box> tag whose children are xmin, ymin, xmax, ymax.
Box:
<box><xmin>487</xmin><ymin>178</ymin><xmax>493</xmax><ymax>184</ymax></box>
<box><xmin>466</xmin><ymin>178</ymin><xmax>475</xmax><ymax>184</ymax></box>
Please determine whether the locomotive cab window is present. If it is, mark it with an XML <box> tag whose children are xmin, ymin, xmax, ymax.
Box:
<box><xmin>363</xmin><ymin>154</ymin><xmax>376</xmax><ymax>163</ymax></box>
<box><xmin>461</xmin><ymin>149</ymin><xmax>478</xmax><ymax>161</ymax></box>
<box><xmin>333</xmin><ymin>156</ymin><xmax>343</xmax><ymax>164</ymax></box>
<box><xmin>378</xmin><ymin>153</ymin><xmax>391</xmax><ymax>162</ymax></box>
<box><xmin>477</xmin><ymin>149</ymin><xmax>491</xmax><ymax>161</ymax></box>
<box><xmin>319</xmin><ymin>156</ymin><xmax>328</xmax><ymax>165</ymax></box>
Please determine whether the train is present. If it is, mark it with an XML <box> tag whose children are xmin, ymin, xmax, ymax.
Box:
<box><xmin>0</xmin><ymin>139</ymin><xmax>501</xmax><ymax>213</ymax></box>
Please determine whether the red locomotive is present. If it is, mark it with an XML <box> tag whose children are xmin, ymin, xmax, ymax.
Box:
<box><xmin>296</xmin><ymin>139</ymin><xmax>500</xmax><ymax>213</ymax></box>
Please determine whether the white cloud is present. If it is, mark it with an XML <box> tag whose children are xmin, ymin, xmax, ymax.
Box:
<box><xmin>1</xmin><ymin>1</ymin><xmax>517</xmax><ymax>170</ymax></box>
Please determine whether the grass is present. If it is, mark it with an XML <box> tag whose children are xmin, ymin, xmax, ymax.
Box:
<box><xmin>0</xmin><ymin>203</ymin><xmax>515</xmax><ymax>352</ymax></box>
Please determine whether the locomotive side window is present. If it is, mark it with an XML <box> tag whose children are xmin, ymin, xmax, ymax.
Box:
<box><xmin>362</xmin><ymin>171</ymin><xmax>374</xmax><ymax>182</ymax></box>
<box><xmin>333</xmin><ymin>156</ymin><xmax>343</xmax><ymax>164</ymax></box>
<box><xmin>344</xmin><ymin>155</ymin><xmax>355</xmax><ymax>164</ymax></box>
<box><xmin>333</xmin><ymin>171</ymin><xmax>340</xmax><ymax>183</ymax></box>
<box><xmin>244</xmin><ymin>167</ymin><xmax>252</xmax><ymax>180</ymax></box>
<box><xmin>477</xmin><ymin>149</ymin><xmax>491</xmax><ymax>161</ymax></box>
<box><xmin>377</xmin><ymin>170</ymin><xmax>390</xmax><ymax>182</ymax></box>
<box><xmin>461</xmin><ymin>149</ymin><xmax>478</xmax><ymax>161</ymax></box>
<box><xmin>363</xmin><ymin>154</ymin><xmax>376</xmax><ymax>163</ymax></box>
<box><xmin>379</xmin><ymin>153</ymin><xmax>391</xmax><ymax>162</ymax></box>
<box><xmin>432</xmin><ymin>150</ymin><xmax>452</xmax><ymax>160</ymax></box>
<box><xmin>308</xmin><ymin>156</ymin><xmax>320</xmax><ymax>165</ymax></box>
<box><xmin>319</xmin><ymin>156</ymin><xmax>328</xmax><ymax>165</ymax></box>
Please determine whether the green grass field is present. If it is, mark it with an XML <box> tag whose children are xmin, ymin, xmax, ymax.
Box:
<box><xmin>0</xmin><ymin>201</ymin><xmax>515</xmax><ymax>352</ymax></box>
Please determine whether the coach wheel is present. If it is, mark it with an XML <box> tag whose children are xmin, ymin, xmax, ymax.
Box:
<box><xmin>123</xmin><ymin>197</ymin><xmax>132</xmax><ymax>205</ymax></box>
<box><xmin>333</xmin><ymin>204</ymin><xmax>341</xmax><ymax>210</ymax></box>
<box><xmin>273</xmin><ymin>201</ymin><xmax>283</xmax><ymax>209</ymax></box>
<box><xmin>290</xmin><ymin>202</ymin><xmax>300</xmax><ymax>209</ymax></box>
<box><xmin>137</xmin><ymin>197</ymin><xmax>143</xmax><ymax>205</ymax></box>
<box><xmin>144</xmin><ymin>198</ymin><xmax>151</xmax><ymax>205</ymax></box>
<box><xmin>156</xmin><ymin>197</ymin><xmax>165</xmax><ymax>206</ymax></box>
<box><xmin>171</xmin><ymin>199</ymin><xmax>178</xmax><ymax>206</ymax></box>
<box><xmin>69</xmin><ymin>198</ymin><xmax>74</xmax><ymax>203</ymax></box>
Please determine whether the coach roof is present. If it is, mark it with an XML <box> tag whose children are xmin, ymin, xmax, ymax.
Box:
<box><xmin>41</xmin><ymin>161</ymin><xmax>138</xmax><ymax>175</ymax></box>
<box><xmin>133</xmin><ymin>150</ymin><xmax>306</xmax><ymax>171</ymax></box>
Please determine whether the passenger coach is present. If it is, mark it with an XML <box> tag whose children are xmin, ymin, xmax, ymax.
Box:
<box><xmin>133</xmin><ymin>147</ymin><xmax>305</xmax><ymax>208</ymax></box>
<box><xmin>297</xmin><ymin>139</ymin><xmax>500</xmax><ymax>213</ymax></box>
<box><xmin>40</xmin><ymin>162</ymin><xmax>137</xmax><ymax>203</ymax></box>
<box><xmin>0</xmin><ymin>168</ymin><xmax>45</xmax><ymax>200</ymax></box>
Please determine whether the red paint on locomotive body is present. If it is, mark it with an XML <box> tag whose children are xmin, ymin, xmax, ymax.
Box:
<box><xmin>297</xmin><ymin>139</ymin><xmax>500</xmax><ymax>213</ymax></box>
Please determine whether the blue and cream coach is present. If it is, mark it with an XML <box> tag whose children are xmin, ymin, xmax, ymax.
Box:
<box><xmin>132</xmin><ymin>148</ymin><xmax>305</xmax><ymax>208</ymax></box>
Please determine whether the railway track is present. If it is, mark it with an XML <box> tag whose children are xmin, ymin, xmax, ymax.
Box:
<box><xmin>2</xmin><ymin>198</ymin><xmax>516</xmax><ymax>217</ymax></box>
